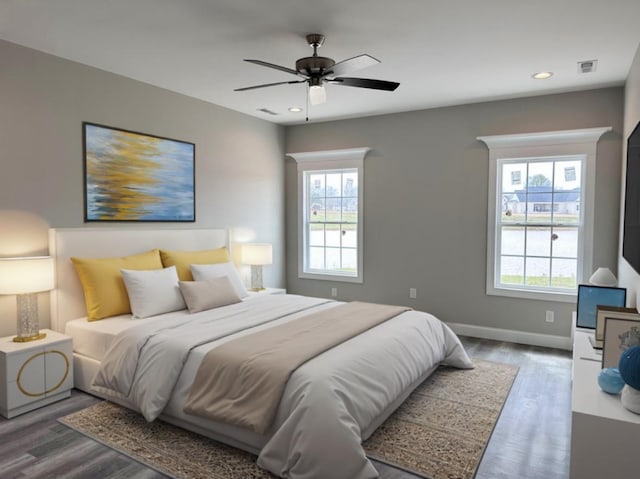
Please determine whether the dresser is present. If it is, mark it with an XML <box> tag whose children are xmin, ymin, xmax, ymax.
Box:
<box><xmin>570</xmin><ymin>329</ymin><xmax>640</xmax><ymax>478</ymax></box>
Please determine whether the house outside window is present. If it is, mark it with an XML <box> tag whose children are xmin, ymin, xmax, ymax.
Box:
<box><xmin>289</xmin><ymin>148</ymin><xmax>369</xmax><ymax>283</ymax></box>
<box><xmin>478</xmin><ymin>127</ymin><xmax>610</xmax><ymax>302</ymax></box>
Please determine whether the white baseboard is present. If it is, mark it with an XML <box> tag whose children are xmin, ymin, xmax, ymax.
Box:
<box><xmin>446</xmin><ymin>322</ymin><xmax>572</xmax><ymax>351</ymax></box>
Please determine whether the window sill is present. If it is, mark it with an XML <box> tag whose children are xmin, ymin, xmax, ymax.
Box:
<box><xmin>299</xmin><ymin>271</ymin><xmax>363</xmax><ymax>284</ymax></box>
<box><xmin>487</xmin><ymin>285</ymin><xmax>576</xmax><ymax>303</ymax></box>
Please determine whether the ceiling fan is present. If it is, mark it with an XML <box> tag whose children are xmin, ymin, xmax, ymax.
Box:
<box><xmin>234</xmin><ymin>34</ymin><xmax>400</xmax><ymax>106</ymax></box>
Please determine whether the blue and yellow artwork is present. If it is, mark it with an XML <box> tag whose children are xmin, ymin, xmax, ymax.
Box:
<box><xmin>84</xmin><ymin>123</ymin><xmax>195</xmax><ymax>221</ymax></box>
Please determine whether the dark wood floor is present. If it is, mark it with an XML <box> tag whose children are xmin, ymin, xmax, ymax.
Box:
<box><xmin>0</xmin><ymin>336</ymin><xmax>572</xmax><ymax>479</ymax></box>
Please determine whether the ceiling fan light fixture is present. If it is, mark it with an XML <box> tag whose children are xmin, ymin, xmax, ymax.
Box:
<box><xmin>309</xmin><ymin>84</ymin><xmax>327</xmax><ymax>105</ymax></box>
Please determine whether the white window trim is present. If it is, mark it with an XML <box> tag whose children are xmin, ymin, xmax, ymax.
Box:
<box><xmin>288</xmin><ymin>147</ymin><xmax>370</xmax><ymax>283</ymax></box>
<box><xmin>477</xmin><ymin>127</ymin><xmax>611</xmax><ymax>302</ymax></box>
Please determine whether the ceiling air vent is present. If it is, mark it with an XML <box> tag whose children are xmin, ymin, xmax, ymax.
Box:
<box><xmin>257</xmin><ymin>108</ymin><xmax>278</xmax><ymax>115</ymax></box>
<box><xmin>578</xmin><ymin>60</ymin><xmax>597</xmax><ymax>74</ymax></box>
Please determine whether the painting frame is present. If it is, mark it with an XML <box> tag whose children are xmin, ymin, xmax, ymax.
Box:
<box><xmin>575</xmin><ymin>284</ymin><xmax>627</xmax><ymax>330</ymax></box>
<box><xmin>602</xmin><ymin>316</ymin><xmax>640</xmax><ymax>368</ymax></box>
<box><xmin>83</xmin><ymin>122</ymin><xmax>195</xmax><ymax>222</ymax></box>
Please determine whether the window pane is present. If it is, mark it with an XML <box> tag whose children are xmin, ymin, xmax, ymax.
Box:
<box><xmin>342</xmin><ymin>248</ymin><xmax>357</xmax><ymax>272</ymax></box>
<box><xmin>527</xmin><ymin>162</ymin><xmax>553</xmax><ymax>192</ymax></box>
<box><xmin>309</xmin><ymin>198</ymin><xmax>325</xmax><ymax>222</ymax></box>
<box><xmin>526</xmin><ymin>227</ymin><xmax>551</xmax><ymax>257</ymax></box>
<box><xmin>326</xmin><ymin>198</ymin><xmax>340</xmax><ymax>221</ymax></box>
<box><xmin>525</xmin><ymin>257</ymin><xmax>550</xmax><ymax>287</ymax></box>
<box><xmin>326</xmin><ymin>173</ymin><xmax>342</xmax><ymax>197</ymax></box>
<box><xmin>551</xmin><ymin>227</ymin><xmax>578</xmax><ymax>258</ymax></box>
<box><xmin>309</xmin><ymin>247</ymin><xmax>325</xmax><ymax>269</ymax></box>
<box><xmin>502</xmin><ymin>163</ymin><xmax>526</xmax><ymax>193</ymax></box>
<box><xmin>501</xmin><ymin>194</ymin><xmax>523</xmax><ymax>224</ymax></box>
<box><xmin>342</xmin><ymin>225</ymin><xmax>357</xmax><ymax>248</ymax></box>
<box><xmin>308</xmin><ymin>223</ymin><xmax>325</xmax><ymax>247</ymax></box>
<box><xmin>500</xmin><ymin>256</ymin><xmax>524</xmax><ymax>285</ymax></box>
<box><xmin>528</xmin><ymin>193</ymin><xmax>553</xmax><ymax>223</ymax></box>
<box><xmin>551</xmin><ymin>258</ymin><xmax>577</xmax><ymax>288</ymax></box>
<box><xmin>309</xmin><ymin>173</ymin><xmax>325</xmax><ymax>198</ymax></box>
<box><xmin>343</xmin><ymin>171</ymin><xmax>358</xmax><ymax>197</ymax></box>
<box><xmin>342</xmin><ymin>197</ymin><xmax>357</xmax><ymax>222</ymax></box>
<box><xmin>326</xmin><ymin>227</ymin><xmax>341</xmax><ymax>247</ymax></box>
<box><xmin>501</xmin><ymin>227</ymin><xmax>525</xmax><ymax>255</ymax></box>
<box><xmin>555</xmin><ymin>160</ymin><xmax>581</xmax><ymax>188</ymax></box>
<box><xmin>326</xmin><ymin>247</ymin><xmax>340</xmax><ymax>270</ymax></box>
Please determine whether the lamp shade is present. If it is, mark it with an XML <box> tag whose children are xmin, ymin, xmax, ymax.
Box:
<box><xmin>0</xmin><ymin>256</ymin><xmax>55</xmax><ymax>294</ymax></box>
<box><xmin>589</xmin><ymin>267</ymin><xmax>617</xmax><ymax>287</ymax></box>
<box><xmin>241</xmin><ymin>243</ymin><xmax>272</xmax><ymax>266</ymax></box>
<box><xmin>309</xmin><ymin>84</ymin><xmax>327</xmax><ymax>105</ymax></box>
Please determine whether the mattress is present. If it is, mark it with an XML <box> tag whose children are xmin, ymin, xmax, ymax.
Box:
<box><xmin>65</xmin><ymin>292</ymin><xmax>267</xmax><ymax>360</ymax></box>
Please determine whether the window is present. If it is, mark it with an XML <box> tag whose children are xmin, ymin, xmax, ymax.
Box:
<box><xmin>478</xmin><ymin>127</ymin><xmax>610</xmax><ymax>302</ymax></box>
<box><xmin>289</xmin><ymin>148</ymin><xmax>369</xmax><ymax>283</ymax></box>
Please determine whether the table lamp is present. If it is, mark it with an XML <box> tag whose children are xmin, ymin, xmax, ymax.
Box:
<box><xmin>0</xmin><ymin>256</ymin><xmax>55</xmax><ymax>342</ymax></box>
<box><xmin>240</xmin><ymin>243</ymin><xmax>272</xmax><ymax>291</ymax></box>
<box><xmin>589</xmin><ymin>267</ymin><xmax>617</xmax><ymax>287</ymax></box>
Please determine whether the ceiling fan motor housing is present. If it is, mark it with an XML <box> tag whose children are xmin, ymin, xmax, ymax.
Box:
<box><xmin>296</xmin><ymin>56</ymin><xmax>335</xmax><ymax>76</ymax></box>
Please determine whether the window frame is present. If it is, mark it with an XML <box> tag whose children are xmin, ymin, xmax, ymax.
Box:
<box><xmin>289</xmin><ymin>147</ymin><xmax>369</xmax><ymax>283</ymax></box>
<box><xmin>478</xmin><ymin>127</ymin><xmax>610</xmax><ymax>302</ymax></box>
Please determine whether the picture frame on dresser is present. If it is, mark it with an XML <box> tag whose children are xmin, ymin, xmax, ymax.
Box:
<box><xmin>602</xmin><ymin>317</ymin><xmax>640</xmax><ymax>368</ymax></box>
<box><xmin>594</xmin><ymin>306</ymin><xmax>640</xmax><ymax>349</ymax></box>
<box><xmin>83</xmin><ymin>122</ymin><xmax>196</xmax><ymax>222</ymax></box>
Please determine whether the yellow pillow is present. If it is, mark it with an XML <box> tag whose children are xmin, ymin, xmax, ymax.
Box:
<box><xmin>71</xmin><ymin>249</ymin><xmax>163</xmax><ymax>321</ymax></box>
<box><xmin>159</xmin><ymin>247</ymin><xmax>230</xmax><ymax>281</ymax></box>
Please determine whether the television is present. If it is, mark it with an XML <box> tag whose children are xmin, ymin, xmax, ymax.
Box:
<box><xmin>576</xmin><ymin>284</ymin><xmax>627</xmax><ymax>329</ymax></box>
<box><xmin>623</xmin><ymin>121</ymin><xmax>640</xmax><ymax>274</ymax></box>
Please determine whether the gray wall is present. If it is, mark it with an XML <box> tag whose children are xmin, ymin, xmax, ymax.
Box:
<box><xmin>0</xmin><ymin>40</ymin><xmax>286</xmax><ymax>337</ymax></box>
<box><xmin>618</xmin><ymin>43</ymin><xmax>640</xmax><ymax>305</ymax></box>
<box><xmin>285</xmin><ymin>88</ymin><xmax>624</xmax><ymax>339</ymax></box>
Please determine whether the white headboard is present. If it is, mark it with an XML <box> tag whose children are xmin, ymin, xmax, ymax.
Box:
<box><xmin>49</xmin><ymin>227</ymin><xmax>229</xmax><ymax>332</ymax></box>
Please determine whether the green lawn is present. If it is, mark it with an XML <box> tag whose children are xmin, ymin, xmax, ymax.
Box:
<box><xmin>501</xmin><ymin>275</ymin><xmax>576</xmax><ymax>288</ymax></box>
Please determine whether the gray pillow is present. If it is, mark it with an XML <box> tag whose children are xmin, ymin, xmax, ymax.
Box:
<box><xmin>179</xmin><ymin>276</ymin><xmax>242</xmax><ymax>313</ymax></box>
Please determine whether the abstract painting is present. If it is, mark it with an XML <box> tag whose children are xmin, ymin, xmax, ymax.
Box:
<box><xmin>83</xmin><ymin>122</ymin><xmax>195</xmax><ymax>222</ymax></box>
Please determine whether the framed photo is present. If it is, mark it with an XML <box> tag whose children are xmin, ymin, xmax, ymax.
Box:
<box><xmin>576</xmin><ymin>284</ymin><xmax>626</xmax><ymax>330</ymax></box>
<box><xmin>602</xmin><ymin>317</ymin><xmax>640</xmax><ymax>368</ymax></box>
<box><xmin>83</xmin><ymin>122</ymin><xmax>195</xmax><ymax>222</ymax></box>
<box><xmin>594</xmin><ymin>306</ymin><xmax>640</xmax><ymax>348</ymax></box>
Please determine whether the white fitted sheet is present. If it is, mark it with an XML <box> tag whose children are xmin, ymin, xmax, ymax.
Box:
<box><xmin>64</xmin><ymin>293</ymin><xmax>268</xmax><ymax>361</ymax></box>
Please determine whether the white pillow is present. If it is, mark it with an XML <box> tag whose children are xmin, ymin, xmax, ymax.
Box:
<box><xmin>190</xmin><ymin>262</ymin><xmax>249</xmax><ymax>298</ymax></box>
<box><xmin>179</xmin><ymin>276</ymin><xmax>242</xmax><ymax>313</ymax></box>
<box><xmin>121</xmin><ymin>266</ymin><xmax>186</xmax><ymax>319</ymax></box>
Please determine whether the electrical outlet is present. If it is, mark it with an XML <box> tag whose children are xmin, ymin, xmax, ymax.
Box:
<box><xmin>545</xmin><ymin>310</ymin><xmax>554</xmax><ymax>323</ymax></box>
<box><xmin>409</xmin><ymin>288</ymin><xmax>417</xmax><ymax>299</ymax></box>
<box><xmin>331</xmin><ymin>287</ymin><xmax>337</xmax><ymax>297</ymax></box>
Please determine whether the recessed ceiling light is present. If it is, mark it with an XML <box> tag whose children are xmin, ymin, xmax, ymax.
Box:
<box><xmin>288</xmin><ymin>107</ymin><xmax>303</xmax><ymax>113</ymax></box>
<box><xmin>532</xmin><ymin>71</ymin><xmax>553</xmax><ymax>80</ymax></box>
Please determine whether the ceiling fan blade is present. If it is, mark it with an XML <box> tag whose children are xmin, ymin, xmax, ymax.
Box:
<box><xmin>323</xmin><ymin>54</ymin><xmax>380</xmax><ymax>78</ymax></box>
<box><xmin>330</xmin><ymin>77</ymin><xmax>400</xmax><ymax>91</ymax></box>
<box><xmin>235</xmin><ymin>80</ymin><xmax>305</xmax><ymax>92</ymax></box>
<box><xmin>244</xmin><ymin>59</ymin><xmax>304</xmax><ymax>77</ymax></box>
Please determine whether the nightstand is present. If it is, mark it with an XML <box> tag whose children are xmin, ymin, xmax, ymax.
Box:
<box><xmin>0</xmin><ymin>329</ymin><xmax>73</xmax><ymax>418</ymax></box>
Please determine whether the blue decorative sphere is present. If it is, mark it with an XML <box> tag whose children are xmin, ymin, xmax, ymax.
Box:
<box><xmin>598</xmin><ymin>367</ymin><xmax>625</xmax><ymax>394</ymax></box>
<box><xmin>618</xmin><ymin>345</ymin><xmax>640</xmax><ymax>390</ymax></box>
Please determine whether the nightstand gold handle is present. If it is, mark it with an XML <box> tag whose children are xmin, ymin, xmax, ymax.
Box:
<box><xmin>16</xmin><ymin>350</ymin><xmax>70</xmax><ymax>398</ymax></box>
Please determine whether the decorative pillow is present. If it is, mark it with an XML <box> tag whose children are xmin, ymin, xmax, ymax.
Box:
<box><xmin>190</xmin><ymin>261</ymin><xmax>249</xmax><ymax>298</ymax></box>
<box><xmin>121</xmin><ymin>266</ymin><xmax>186</xmax><ymax>319</ymax></box>
<box><xmin>159</xmin><ymin>247</ymin><xmax>230</xmax><ymax>281</ymax></box>
<box><xmin>71</xmin><ymin>249</ymin><xmax>163</xmax><ymax>321</ymax></box>
<box><xmin>179</xmin><ymin>276</ymin><xmax>242</xmax><ymax>313</ymax></box>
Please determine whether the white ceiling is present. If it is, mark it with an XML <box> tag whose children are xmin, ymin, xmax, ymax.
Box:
<box><xmin>1</xmin><ymin>0</ymin><xmax>640</xmax><ymax>125</ymax></box>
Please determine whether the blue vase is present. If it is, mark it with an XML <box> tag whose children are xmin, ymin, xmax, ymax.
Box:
<box><xmin>598</xmin><ymin>367</ymin><xmax>625</xmax><ymax>394</ymax></box>
<box><xmin>619</xmin><ymin>345</ymin><xmax>640</xmax><ymax>390</ymax></box>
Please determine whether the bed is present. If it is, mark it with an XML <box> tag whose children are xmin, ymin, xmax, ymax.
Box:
<box><xmin>49</xmin><ymin>227</ymin><xmax>473</xmax><ymax>479</ymax></box>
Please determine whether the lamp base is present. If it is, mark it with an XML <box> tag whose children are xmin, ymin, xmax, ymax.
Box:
<box><xmin>250</xmin><ymin>265</ymin><xmax>264</xmax><ymax>291</ymax></box>
<box><xmin>13</xmin><ymin>332</ymin><xmax>47</xmax><ymax>343</ymax></box>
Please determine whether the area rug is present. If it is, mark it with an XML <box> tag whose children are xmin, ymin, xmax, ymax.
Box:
<box><xmin>59</xmin><ymin>359</ymin><xmax>517</xmax><ymax>479</ymax></box>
